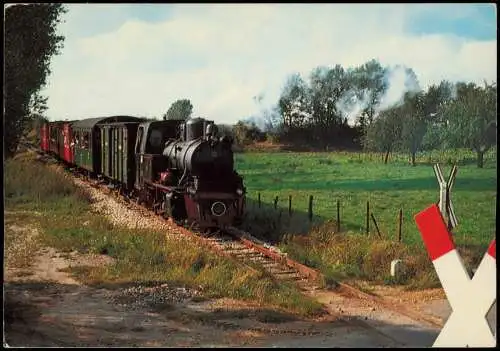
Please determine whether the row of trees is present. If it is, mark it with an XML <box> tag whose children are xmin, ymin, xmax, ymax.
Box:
<box><xmin>238</xmin><ymin>60</ymin><xmax>496</xmax><ymax>168</ymax></box>
<box><xmin>365</xmin><ymin>81</ymin><xmax>497</xmax><ymax>167</ymax></box>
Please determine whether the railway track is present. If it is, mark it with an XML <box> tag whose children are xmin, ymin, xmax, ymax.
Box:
<box><xmin>24</xmin><ymin>143</ymin><xmax>445</xmax><ymax>336</ymax></box>
<box><xmin>83</xmin><ymin>172</ymin><xmax>323</xmax><ymax>293</ymax></box>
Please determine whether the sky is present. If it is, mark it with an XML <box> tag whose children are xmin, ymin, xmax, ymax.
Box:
<box><xmin>38</xmin><ymin>3</ymin><xmax>497</xmax><ymax>125</ymax></box>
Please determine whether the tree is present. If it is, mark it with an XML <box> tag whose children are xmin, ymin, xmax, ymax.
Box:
<box><xmin>163</xmin><ymin>99</ymin><xmax>193</xmax><ymax>121</ymax></box>
<box><xmin>364</xmin><ymin>106</ymin><xmax>403</xmax><ymax>164</ymax></box>
<box><xmin>420</xmin><ymin>80</ymin><xmax>455</xmax><ymax>151</ymax></box>
<box><xmin>349</xmin><ymin>59</ymin><xmax>389</xmax><ymax>128</ymax></box>
<box><xmin>438</xmin><ymin>82</ymin><xmax>497</xmax><ymax>168</ymax></box>
<box><xmin>399</xmin><ymin>91</ymin><xmax>427</xmax><ymax>166</ymax></box>
<box><xmin>278</xmin><ymin>73</ymin><xmax>311</xmax><ymax>129</ymax></box>
<box><xmin>4</xmin><ymin>4</ymin><xmax>66</xmax><ymax>157</ymax></box>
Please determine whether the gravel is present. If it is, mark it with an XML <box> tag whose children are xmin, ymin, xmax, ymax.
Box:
<box><xmin>105</xmin><ymin>284</ymin><xmax>203</xmax><ymax>310</ymax></box>
<box><xmin>71</xmin><ymin>177</ymin><xmax>182</xmax><ymax>239</ymax></box>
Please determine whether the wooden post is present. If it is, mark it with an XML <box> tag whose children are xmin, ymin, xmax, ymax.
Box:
<box><xmin>274</xmin><ymin>196</ymin><xmax>278</xmax><ymax>210</ymax></box>
<box><xmin>398</xmin><ymin>208</ymin><xmax>403</xmax><ymax>242</ymax></box>
<box><xmin>366</xmin><ymin>200</ymin><xmax>370</xmax><ymax>235</ymax></box>
<box><xmin>371</xmin><ymin>213</ymin><xmax>382</xmax><ymax>239</ymax></box>
<box><xmin>258</xmin><ymin>193</ymin><xmax>261</xmax><ymax>208</ymax></box>
<box><xmin>288</xmin><ymin>195</ymin><xmax>292</xmax><ymax>216</ymax></box>
<box><xmin>308</xmin><ymin>195</ymin><xmax>313</xmax><ymax>222</ymax></box>
<box><xmin>336</xmin><ymin>200</ymin><xmax>340</xmax><ymax>233</ymax></box>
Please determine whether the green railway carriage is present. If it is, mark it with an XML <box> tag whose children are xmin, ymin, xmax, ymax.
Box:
<box><xmin>99</xmin><ymin>121</ymin><xmax>140</xmax><ymax>189</ymax></box>
<box><xmin>72</xmin><ymin>116</ymin><xmax>143</xmax><ymax>174</ymax></box>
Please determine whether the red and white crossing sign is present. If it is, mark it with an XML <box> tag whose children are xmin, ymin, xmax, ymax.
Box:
<box><xmin>415</xmin><ymin>204</ymin><xmax>496</xmax><ymax>347</ymax></box>
<box><xmin>433</xmin><ymin>164</ymin><xmax>458</xmax><ymax>230</ymax></box>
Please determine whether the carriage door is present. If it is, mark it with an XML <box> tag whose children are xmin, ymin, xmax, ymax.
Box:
<box><xmin>135</xmin><ymin>126</ymin><xmax>145</xmax><ymax>188</ymax></box>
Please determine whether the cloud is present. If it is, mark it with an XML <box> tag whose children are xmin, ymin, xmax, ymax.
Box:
<box><xmin>42</xmin><ymin>4</ymin><xmax>497</xmax><ymax>124</ymax></box>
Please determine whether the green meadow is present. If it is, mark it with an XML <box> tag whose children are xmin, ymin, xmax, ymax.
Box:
<box><xmin>235</xmin><ymin>148</ymin><xmax>497</xmax><ymax>249</ymax></box>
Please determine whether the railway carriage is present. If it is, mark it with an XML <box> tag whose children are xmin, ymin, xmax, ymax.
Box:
<box><xmin>47</xmin><ymin>121</ymin><xmax>74</xmax><ymax>163</ymax></box>
<box><xmin>71</xmin><ymin>116</ymin><xmax>142</xmax><ymax>175</ymax></box>
<box><xmin>99</xmin><ymin>121</ymin><xmax>141</xmax><ymax>190</ymax></box>
<box><xmin>48</xmin><ymin>121</ymin><xmax>64</xmax><ymax>157</ymax></box>
<box><xmin>40</xmin><ymin>121</ymin><xmax>50</xmax><ymax>152</ymax></box>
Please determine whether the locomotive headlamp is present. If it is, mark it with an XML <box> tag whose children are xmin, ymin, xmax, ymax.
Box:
<box><xmin>211</xmin><ymin>201</ymin><xmax>227</xmax><ymax>217</ymax></box>
<box><xmin>236</xmin><ymin>189</ymin><xmax>243</xmax><ymax>196</ymax></box>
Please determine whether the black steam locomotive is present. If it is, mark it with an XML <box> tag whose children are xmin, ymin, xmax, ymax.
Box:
<box><xmin>40</xmin><ymin>116</ymin><xmax>246</xmax><ymax>230</ymax></box>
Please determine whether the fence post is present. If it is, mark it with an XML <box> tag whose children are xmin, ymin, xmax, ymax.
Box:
<box><xmin>288</xmin><ymin>195</ymin><xmax>292</xmax><ymax>216</ymax></box>
<box><xmin>337</xmin><ymin>200</ymin><xmax>340</xmax><ymax>233</ymax></box>
<box><xmin>274</xmin><ymin>196</ymin><xmax>278</xmax><ymax>210</ymax></box>
<box><xmin>398</xmin><ymin>208</ymin><xmax>403</xmax><ymax>242</ymax></box>
<box><xmin>308</xmin><ymin>195</ymin><xmax>313</xmax><ymax>222</ymax></box>
<box><xmin>371</xmin><ymin>213</ymin><xmax>382</xmax><ymax>239</ymax></box>
<box><xmin>366</xmin><ymin>200</ymin><xmax>370</xmax><ymax>235</ymax></box>
<box><xmin>258</xmin><ymin>193</ymin><xmax>261</xmax><ymax>208</ymax></box>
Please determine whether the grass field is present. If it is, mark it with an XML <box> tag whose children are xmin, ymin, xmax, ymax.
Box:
<box><xmin>236</xmin><ymin>148</ymin><xmax>497</xmax><ymax>248</ymax></box>
<box><xmin>235</xmin><ymin>148</ymin><xmax>496</xmax><ymax>287</ymax></box>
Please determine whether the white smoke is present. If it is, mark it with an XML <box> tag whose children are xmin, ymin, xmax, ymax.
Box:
<box><xmin>335</xmin><ymin>89</ymin><xmax>372</xmax><ymax>125</ymax></box>
<box><xmin>335</xmin><ymin>64</ymin><xmax>422</xmax><ymax>126</ymax></box>
<box><xmin>377</xmin><ymin>64</ymin><xmax>421</xmax><ymax>112</ymax></box>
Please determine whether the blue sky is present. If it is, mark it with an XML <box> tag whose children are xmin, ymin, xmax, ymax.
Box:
<box><xmin>40</xmin><ymin>3</ymin><xmax>497</xmax><ymax>124</ymax></box>
<box><xmin>405</xmin><ymin>3</ymin><xmax>496</xmax><ymax>40</ymax></box>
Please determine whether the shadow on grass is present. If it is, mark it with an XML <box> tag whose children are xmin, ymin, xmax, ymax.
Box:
<box><xmin>238</xmin><ymin>197</ymin><xmax>332</xmax><ymax>244</ymax></box>
<box><xmin>238</xmin><ymin>196</ymin><xmax>386</xmax><ymax>244</ymax></box>
<box><xmin>244</xmin><ymin>175</ymin><xmax>495</xmax><ymax>192</ymax></box>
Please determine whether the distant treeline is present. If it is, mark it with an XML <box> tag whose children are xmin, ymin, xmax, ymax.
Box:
<box><xmin>225</xmin><ymin>59</ymin><xmax>496</xmax><ymax>168</ymax></box>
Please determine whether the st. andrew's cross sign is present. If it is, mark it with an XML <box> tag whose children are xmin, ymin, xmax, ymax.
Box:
<box><xmin>433</xmin><ymin>164</ymin><xmax>458</xmax><ymax>230</ymax></box>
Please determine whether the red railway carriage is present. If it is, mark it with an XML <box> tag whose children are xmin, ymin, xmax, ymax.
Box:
<box><xmin>62</xmin><ymin>122</ymin><xmax>75</xmax><ymax>164</ymax></box>
<box><xmin>40</xmin><ymin>121</ymin><xmax>50</xmax><ymax>152</ymax></box>
<box><xmin>47</xmin><ymin>121</ymin><xmax>75</xmax><ymax>164</ymax></box>
<box><xmin>48</xmin><ymin>121</ymin><xmax>63</xmax><ymax>156</ymax></box>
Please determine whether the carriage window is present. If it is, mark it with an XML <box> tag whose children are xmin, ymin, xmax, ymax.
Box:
<box><xmin>82</xmin><ymin>132</ymin><xmax>90</xmax><ymax>150</ymax></box>
<box><xmin>148</xmin><ymin>129</ymin><xmax>163</xmax><ymax>153</ymax></box>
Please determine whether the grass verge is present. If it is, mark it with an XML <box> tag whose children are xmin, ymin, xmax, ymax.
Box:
<box><xmin>276</xmin><ymin>220</ymin><xmax>488</xmax><ymax>290</ymax></box>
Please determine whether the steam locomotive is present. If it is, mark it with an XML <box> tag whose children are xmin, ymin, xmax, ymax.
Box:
<box><xmin>40</xmin><ymin>116</ymin><xmax>246</xmax><ymax>230</ymax></box>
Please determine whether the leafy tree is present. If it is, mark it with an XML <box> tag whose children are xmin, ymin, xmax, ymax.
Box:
<box><xmin>163</xmin><ymin>99</ymin><xmax>193</xmax><ymax>121</ymax></box>
<box><xmin>349</xmin><ymin>59</ymin><xmax>389</xmax><ymax>128</ymax></box>
<box><xmin>438</xmin><ymin>82</ymin><xmax>497</xmax><ymax>168</ymax></box>
<box><xmin>278</xmin><ymin>73</ymin><xmax>311</xmax><ymax>129</ymax></box>
<box><xmin>398</xmin><ymin>91</ymin><xmax>427</xmax><ymax>166</ymax></box>
<box><xmin>364</xmin><ymin>106</ymin><xmax>403</xmax><ymax>164</ymax></box>
<box><xmin>4</xmin><ymin>4</ymin><xmax>66</xmax><ymax>157</ymax></box>
<box><xmin>420</xmin><ymin>80</ymin><xmax>455</xmax><ymax>151</ymax></box>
